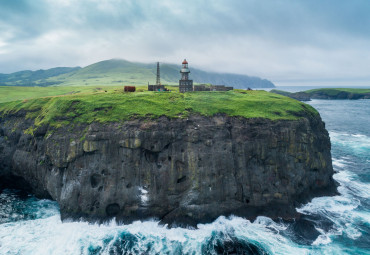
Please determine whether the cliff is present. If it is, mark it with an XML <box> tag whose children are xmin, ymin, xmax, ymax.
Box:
<box><xmin>0</xmin><ymin>90</ymin><xmax>336</xmax><ymax>226</ymax></box>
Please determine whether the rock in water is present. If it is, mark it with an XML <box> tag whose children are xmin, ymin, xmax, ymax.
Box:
<box><xmin>0</xmin><ymin>113</ymin><xmax>336</xmax><ymax>226</ymax></box>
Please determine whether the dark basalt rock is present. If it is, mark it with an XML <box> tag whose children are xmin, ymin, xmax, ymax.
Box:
<box><xmin>202</xmin><ymin>232</ymin><xmax>270</xmax><ymax>255</ymax></box>
<box><xmin>0</xmin><ymin>112</ymin><xmax>337</xmax><ymax>226</ymax></box>
<box><xmin>106</xmin><ymin>203</ymin><xmax>120</xmax><ymax>217</ymax></box>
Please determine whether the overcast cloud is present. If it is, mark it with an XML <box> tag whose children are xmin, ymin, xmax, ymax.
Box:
<box><xmin>1</xmin><ymin>0</ymin><xmax>370</xmax><ymax>85</ymax></box>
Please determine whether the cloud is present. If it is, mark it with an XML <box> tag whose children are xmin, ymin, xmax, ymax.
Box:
<box><xmin>0</xmin><ymin>0</ymin><xmax>370</xmax><ymax>85</ymax></box>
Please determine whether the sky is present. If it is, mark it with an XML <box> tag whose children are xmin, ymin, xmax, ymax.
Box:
<box><xmin>0</xmin><ymin>0</ymin><xmax>370</xmax><ymax>86</ymax></box>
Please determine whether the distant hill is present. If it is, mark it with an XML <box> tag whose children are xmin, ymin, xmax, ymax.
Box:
<box><xmin>0</xmin><ymin>67</ymin><xmax>81</xmax><ymax>86</ymax></box>
<box><xmin>0</xmin><ymin>59</ymin><xmax>275</xmax><ymax>88</ymax></box>
<box><xmin>270</xmin><ymin>88</ymin><xmax>370</xmax><ymax>101</ymax></box>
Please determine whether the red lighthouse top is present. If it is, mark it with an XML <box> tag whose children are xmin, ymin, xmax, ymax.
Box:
<box><xmin>182</xmin><ymin>59</ymin><xmax>188</xmax><ymax>65</ymax></box>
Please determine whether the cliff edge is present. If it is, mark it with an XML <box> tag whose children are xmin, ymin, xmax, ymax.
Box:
<box><xmin>0</xmin><ymin>90</ymin><xmax>336</xmax><ymax>226</ymax></box>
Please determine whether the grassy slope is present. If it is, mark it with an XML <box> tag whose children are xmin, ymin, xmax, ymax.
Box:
<box><xmin>0</xmin><ymin>88</ymin><xmax>317</xmax><ymax>130</ymax></box>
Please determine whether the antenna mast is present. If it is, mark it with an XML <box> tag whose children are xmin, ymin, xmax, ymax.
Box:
<box><xmin>156</xmin><ymin>62</ymin><xmax>161</xmax><ymax>85</ymax></box>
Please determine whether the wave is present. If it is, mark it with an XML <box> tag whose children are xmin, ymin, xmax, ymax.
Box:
<box><xmin>0</xmin><ymin>190</ymin><xmax>317</xmax><ymax>255</ymax></box>
<box><xmin>329</xmin><ymin>132</ymin><xmax>370</xmax><ymax>156</ymax></box>
<box><xmin>1</xmin><ymin>188</ymin><xmax>367</xmax><ymax>255</ymax></box>
<box><xmin>332</xmin><ymin>158</ymin><xmax>350</xmax><ymax>170</ymax></box>
<box><xmin>0</xmin><ymin>211</ymin><xmax>312</xmax><ymax>255</ymax></box>
<box><xmin>296</xmin><ymin>155</ymin><xmax>370</xmax><ymax>251</ymax></box>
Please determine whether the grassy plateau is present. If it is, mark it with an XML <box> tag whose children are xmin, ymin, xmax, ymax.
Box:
<box><xmin>0</xmin><ymin>85</ymin><xmax>166</xmax><ymax>103</ymax></box>
<box><xmin>0</xmin><ymin>86</ymin><xmax>318</xmax><ymax>131</ymax></box>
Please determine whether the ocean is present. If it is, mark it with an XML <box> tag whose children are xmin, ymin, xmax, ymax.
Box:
<box><xmin>0</xmin><ymin>87</ymin><xmax>369</xmax><ymax>254</ymax></box>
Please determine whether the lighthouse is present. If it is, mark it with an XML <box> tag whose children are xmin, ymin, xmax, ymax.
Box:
<box><xmin>179</xmin><ymin>59</ymin><xmax>193</xmax><ymax>93</ymax></box>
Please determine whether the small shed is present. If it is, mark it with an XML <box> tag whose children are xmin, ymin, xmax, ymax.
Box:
<box><xmin>124</xmin><ymin>86</ymin><xmax>136</xmax><ymax>92</ymax></box>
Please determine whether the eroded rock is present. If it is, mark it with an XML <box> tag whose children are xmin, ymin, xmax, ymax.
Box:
<box><xmin>0</xmin><ymin>114</ymin><xmax>336</xmax><ymax>226</ymax></box>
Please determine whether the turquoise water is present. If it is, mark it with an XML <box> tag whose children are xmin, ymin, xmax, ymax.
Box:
<box><xmin>0</xmin><ymin>99</ymin><xmax>369</xmax><ymax>254</ymax></box>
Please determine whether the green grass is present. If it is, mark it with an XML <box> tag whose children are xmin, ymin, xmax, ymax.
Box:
<box><xmin>0</xmin><ymin>87</ymin><xmax>318</xmax><ymax>130</ymax></box>
<box><xmin>0</xmin><ymin>85</ymin><xmax>182</xmax><ymax>103</ymax></box>
<box><xmin>0</xmin><ymin>86</ymin><xmax>115</xmax><ymax>103</ymax></box>
<box><xmin>305</xmin><ymin>88</ymin><xmax>370</xmax><ymax>96</ymax></box>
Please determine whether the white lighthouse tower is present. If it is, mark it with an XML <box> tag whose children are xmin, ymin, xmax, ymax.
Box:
<box><xmin>179</xmin><ymin>59</ymin><xmax>193</xmax><ymax>93</ymax></box>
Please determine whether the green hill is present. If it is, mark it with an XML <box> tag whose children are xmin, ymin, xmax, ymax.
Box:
<box><xmin>0</xmin><ymin>59</ymin><xmax>275</xmax><ymax>89</ymax></box>
<box><xmin>0</xmin><ymin>67</ymin><xmax>81</xmax><ymax>86</ymax></box>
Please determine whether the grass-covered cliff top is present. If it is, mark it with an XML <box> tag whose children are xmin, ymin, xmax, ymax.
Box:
<box><xmin>0</xmin><ymin>86</ymin><xmax>318</xmax><ymax>128</ymax></box>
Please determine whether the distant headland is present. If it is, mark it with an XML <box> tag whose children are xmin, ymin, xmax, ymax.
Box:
<box><xmin>271</xmin><ymin>88</ymin><xmax>370</xmax><ymax>101</ymax></box>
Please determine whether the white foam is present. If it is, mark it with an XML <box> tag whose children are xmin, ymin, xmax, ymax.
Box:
<box><xmin>352</xmin><ymin>211</ymin><xmax>370</xmax><ymax>225</ymax></box>
<box><xmin>332</xmin><ymin>158</ymin><xmax>347</xmax><ymax>169</ymax></box>
<box><xmin>297</xmin><ymin>193</ymin><xmax>359</xmax><ymax>216</ymax></box>
<box><xmin>312</xmin><ymin>233</ymin><xmax>332</xmax><ymax>246</ymax></box>
<box><xmin>0</xmin><ymin>212</ymin><xmax>317</xmax><ymax>255</ymax></box>
<box><xmin>1</xmin><ymin>197</ymin><xmax>368</xmax><ymax>255</ymax></box>
<box><xmin>332</xmin><ymin>157</ymin><xmax>353</xmax><ymax>167</ymax></box>
<box><xmin>296</xmin><ymin>162</ymin><xmax>369</xmax><ymax>249</ymax></box>
<box><xmin>334</xmin><ymin>171</ymin><xmax>370</xmax><ymax>199</ymax></box>
<box><xmin>351</xmin><ymin>134</ymin><xmax>367</xmax><ymax>138</ymax></box>
<box><xmin>329</xmin><ymin>131</ymin><xmax>370</xmax><ymax>155</ymax></box>
<box><xmin>139</xmin><ymin>187</ymin><xmax>148</xmax><ymax>204</ymax></box>
<box><xmin>345</xmin><ymin>224</ymin><xmax>362</xmax><ymax>240</ymax></box>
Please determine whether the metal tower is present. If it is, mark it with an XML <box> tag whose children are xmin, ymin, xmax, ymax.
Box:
<box><xmin>156</xmin><ymin>62</ymin><xmax>161</xmax><ymax>86</ymax></box>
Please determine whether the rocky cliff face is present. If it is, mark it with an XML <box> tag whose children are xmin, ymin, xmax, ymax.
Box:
<box><xmin>0</xmin><ymin>112</ymin><xmax>336</xmax><ymax>226</ymax></box>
